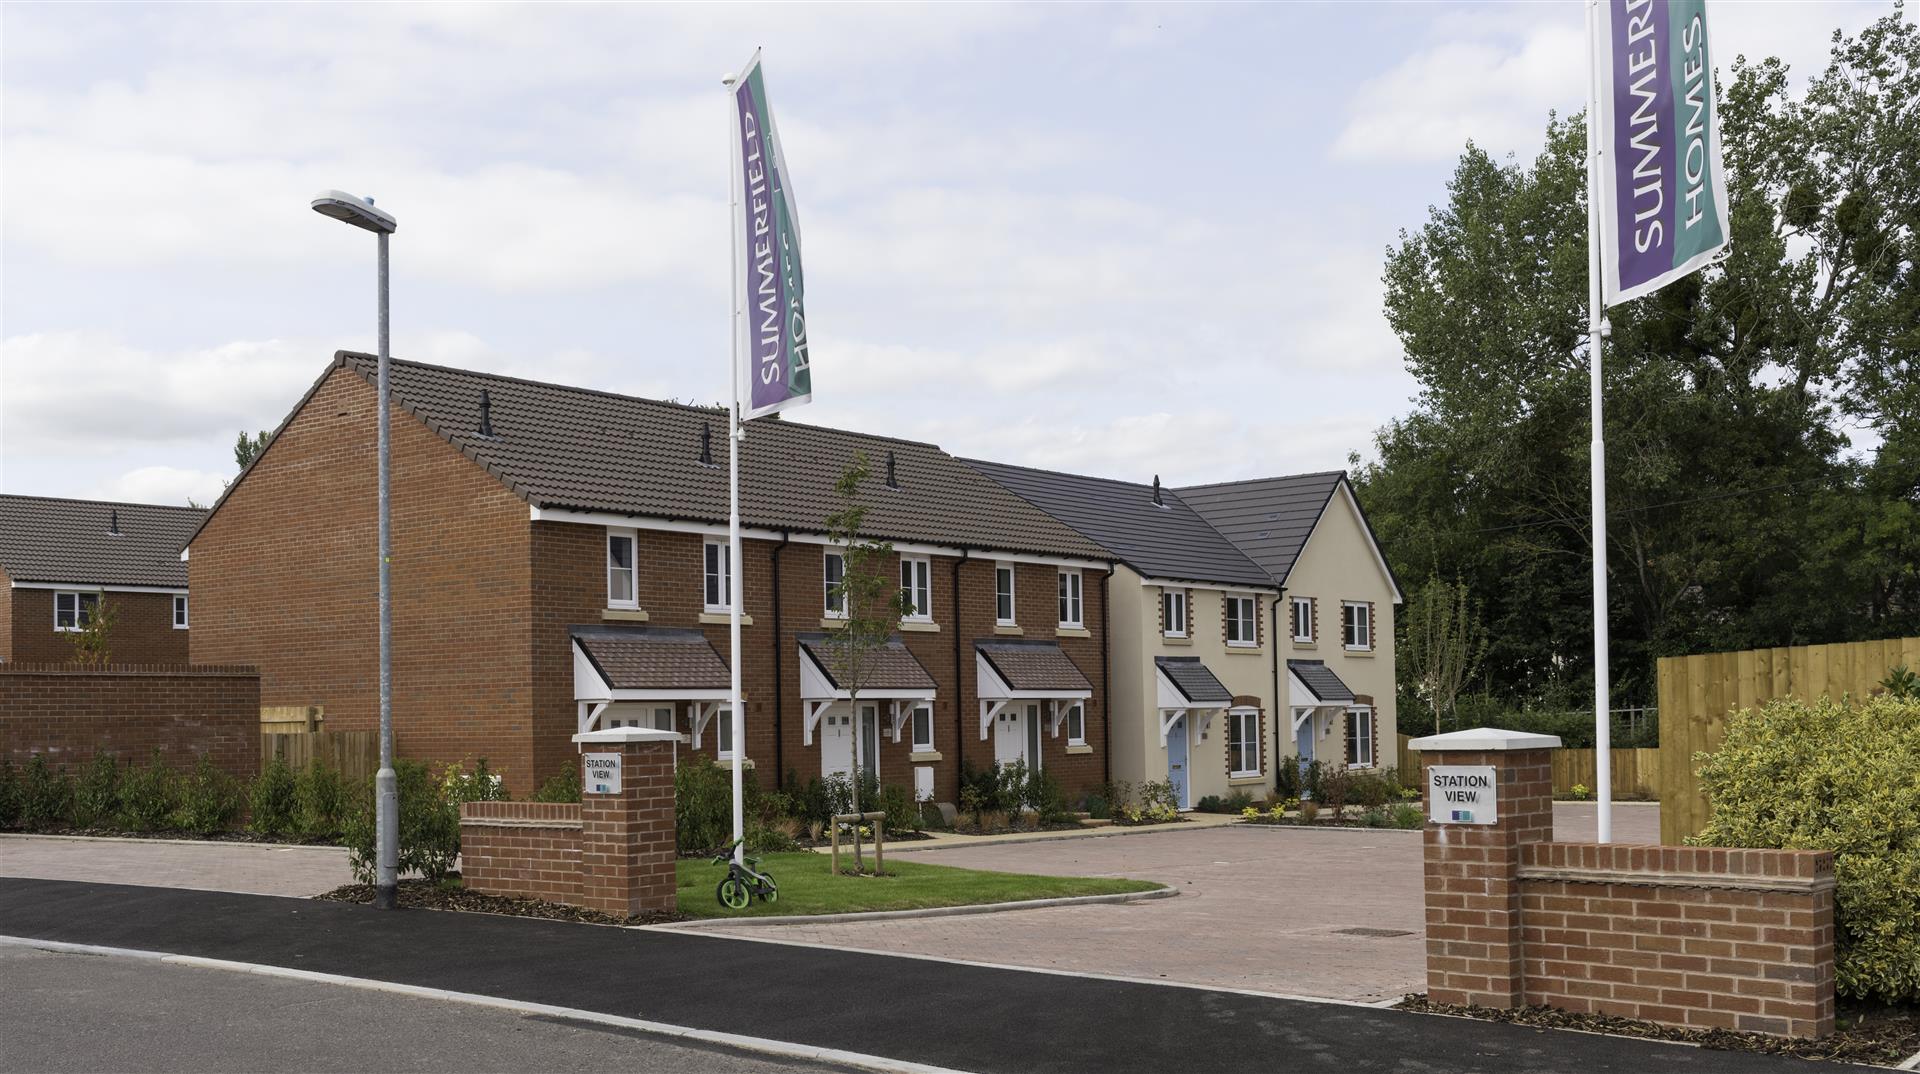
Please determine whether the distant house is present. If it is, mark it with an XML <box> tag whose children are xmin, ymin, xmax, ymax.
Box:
<box><xmin>1178</xmin><ymin>473</ymin><xmax>1403</xmax><ymax>778</ymax></box>
<box><xmin>187</xmin><ymin>353</ymin><xmax>1113</xmax><ymax>801</ymax></box>
<box><xmin>0</xmin><ymin>495</ymin><xmax>205</xmax><ymax>664</ymax></box>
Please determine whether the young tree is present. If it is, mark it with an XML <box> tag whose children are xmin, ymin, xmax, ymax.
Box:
<box><xmin>65</xmin><ymin>592</ymin><xmax>116</xmax><ymax>667</ymax></box>
<box><xmin>1400</xmin><ymin>577</ymin><xmax>1488</xmax><ymax>734</ymax></box>
<box><xmin>823</xmin><ymin>453</ymin><xmax>913</xmax><ymax>871</ymax></box>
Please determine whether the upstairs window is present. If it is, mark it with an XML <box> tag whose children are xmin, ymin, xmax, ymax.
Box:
<box><xmin>704</xmin><ymin>540</ymin><xmax>732</xmax><ymax>612</ymax></box>
<box><xmin>1162</xmin><ymin>589</ymin><xmax>1187</xmax><ymax>638</ymax></box>
<box><xmin>1342</xmin><ymin>601</ymin><xmax>1372</xmax><ymax>651</ymax></box>
<box><xmin>899</xmin><ymin>556</ymin><xmax>932</xmax><ymax>620</ymax></box>
<box><xmin>1226</xmin><ymin>595</ymin><xmax>1256</xmax><ymax>646</ymax></box>
<box><xmin>1057</xmin><ymin>569</ymin><xmax>1083</xmax><ymax>628</ymax></box>
<box><xmin>606</xmin><ymin>530</ymin><xmax>637</xmax><ymax>608</ymax></box>
<box><xmin>1291</xmin><ymin>597</ymin><xmax>1313</xmax><ymax>642</ymax></box>
<box><xmin>995</xmin><ymin>563</ymin><xmax>1016</xmax><ymax>625</ymax></box>
<box><xmin>823</xmin><ymin>551</ymin><xmax>846</xmax><ymax>619</ymax></box>
<box><xmin>54</xmin><ymin>592</ymin><xmax>99</xmax><ymax>632</ymax></box>
<box><xmin>173</xmin><ymin>595</ymin><xmax>189</xmax><ymax>629</ymax></box>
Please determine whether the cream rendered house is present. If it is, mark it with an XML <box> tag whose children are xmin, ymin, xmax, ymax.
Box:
<box><xmin>965</xmin><ymin>462</ymin><xmax>1281</xmax><ymax>808</ymax></box>
<box><xmin>1179</xmin><ymin>473</ymin><xmax>1403</xmax><ymax>778</ymax></box>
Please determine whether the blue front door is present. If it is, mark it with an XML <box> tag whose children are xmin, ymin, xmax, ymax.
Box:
<box><xmin>1294</xmin><ymin>709</ymin><xmax>1315</xmax><ymax>797</ymax></box>
<box><xmin>1167</xmin><ymin>715</ymin><xmax>1190</xmax><ymax>809</ymax></box>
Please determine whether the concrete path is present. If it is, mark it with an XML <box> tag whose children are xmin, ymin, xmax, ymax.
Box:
<box><xmin>0</xmin><ymin>877</ymin><xmax>1826</xmax><ymax>1074</ymax></box>
<box><xmin>0</xmin><ymin>945</ymin><xmax>845</xmax><ymax>1073</ymax></box>
<box><xmin>0</xmin><ymin>834</ymin><xmax>353</xmax><ymax>897</ymax></box>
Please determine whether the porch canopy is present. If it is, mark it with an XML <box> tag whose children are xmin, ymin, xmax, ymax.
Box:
<box><xmin>975</xmin><ymin>640</ymin><xmax>1092</xmax><ymax>740</ymax></box>
<box><xmin>797</xmin><ymin>633</ymin><xmax>938</xmax><ymax>746</ymax></box>
<box><xmin>1154</xmin><ymin>655</ymin><xmax>1233</xmax><ymax>745</ymax></box>
<box><xmin>1287</xmin><ymin>658</ymin><xmax>1356</xmax><ymax>732</ymax></box>
<box><xmin>572</xmin><ymin>626</ymin><xmax>731</xmax><ymax>745</ymax></box>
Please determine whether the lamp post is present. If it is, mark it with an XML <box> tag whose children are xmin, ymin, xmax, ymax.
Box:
<box><xmin>311</xmin><ymin>190</ymin><xmax>401</xmax><ymax>909</ymax></box>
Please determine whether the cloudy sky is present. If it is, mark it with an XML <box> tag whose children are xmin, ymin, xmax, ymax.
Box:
<box><xmin>0</xmin><ymin>1</ymin><xmax>1894</xmax><ymax>507</ymax></box>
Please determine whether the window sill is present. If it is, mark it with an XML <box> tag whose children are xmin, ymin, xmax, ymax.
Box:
<box><xmin>717</xmin><ymin>757</ymin><xmax>756</xmax><ymax>771</ymax></box>
<box><xmin>1065</xmin><ymin>743</ymin><xmax>1094</xmax><ymax>755</ymax></box>
<box><xmin>818</xmin><ymin>617</ymin><xmax>848</xmax><ymax>629</ymax></box>
<box><xmin>908</xmin><ymin>750</ymin><xmax>944</xmax><ymax>763</ymax></box>
<box><xmin>1223</xmin><ymin>645</ymin><xmax>1262</xmax><ymax>655</ymax></box>
<box><xmin>994</xmin><ymin>623</ymin><xmax>1023</xmax><ymax>635</ymax></box>
<box><xmin>602</xmin><ymin>608</ymin><xmax>650</xmax><ymax>622</ymax></box>
<box><xmin>1056</xmin><ymin>626</ymin><xmax>1090</xmax><ymax>638</ymax></box>
<box><xmin>699</xmin><ymin>612</ymin><xmax>754</xmax><ymax>626</ymax></box>
<box><xmin>1343</xmin><ymin>648</ymin><xmax>1374</xmax><ymax>658</ymax></box>
<box><xmin>1292</xmin><ymin>640</ymin><xmax>1316</xmax><ymax>649</ymax></box>
<box><xmin>1229</xmin><ymin>774</ymin><xmax>1266</xmax><ymax>786</ymax></box>
<box><xmin>899</xmin><ymin>620</ymin><xmax>940</xmax><ymax>633</ymax></box>
<box><xmin>1160</xmin><ymin>635</ymin><xmax>1192</xmax><ymax>646</ymax></box>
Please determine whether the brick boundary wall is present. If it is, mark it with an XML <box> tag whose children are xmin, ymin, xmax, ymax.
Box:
<box><xmin>1417</xmin><ymin>732</ymin><xmax>1836</xmax><ymax>1039</ymax></box>
<box><xmin>0</xmin><ymin>663</ymin><xmax>260</xmax><ymax>780</ymax></box>
<box><xmin>459</xmin><ymin>801</ymin><xmax>584</xmax><ymax>906</ymax></box>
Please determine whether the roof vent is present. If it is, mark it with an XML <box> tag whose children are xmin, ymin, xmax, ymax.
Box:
<box><xmin>1151</xmin><ymin>475</ymin><xmax>1164</xmax><ymax>507</ymax></box>
<box><xmin>478</xmin><ymin>390</ymin><xmax>494</xmax><ymax>437</ymax></box>
<box><xmin>699</xmin><ymin>422</ymin><xmax>714</xmax><ymax>466</ymax></box>
<box><xmin>885</xmin><ymin>451</ymin><xmax>900</xmax><ymax>490</ymax></box>
<box><xmin>108</xmin><ymin>509</ymin><xmax>121</xmax><ymax>536</ymax></box>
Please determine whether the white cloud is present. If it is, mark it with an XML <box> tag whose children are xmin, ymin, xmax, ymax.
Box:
<box><xmin>88</xmin><ymin>465</ymin><xmax>231</xmax><ymax>509</ymax></box>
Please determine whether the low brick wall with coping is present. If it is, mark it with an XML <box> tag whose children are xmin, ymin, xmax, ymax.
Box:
<box><xmin>1414</xmin><ymin>728</ymin><xmax>1836</xmax><ymax>1039</ymax></box>
<box><xmin>0</xmin><ymin>662</ymin><xmax>260</xmax><ymax>780</ymax></box>
<box><xmin>459</xmin><ymin>801</ymin><xmax>583</xmax><ymax>906</ymax></box>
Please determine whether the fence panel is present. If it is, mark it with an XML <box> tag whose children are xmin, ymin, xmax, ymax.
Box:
<box><xmin>261</xmin><ymin>730</ymin><xmax>379</xmax><ymax>785</ymax></box>
<box><xmin>1657</xmin><ymin>634</ymin><xmax>1919</xmax><ymax>844</ymax></box>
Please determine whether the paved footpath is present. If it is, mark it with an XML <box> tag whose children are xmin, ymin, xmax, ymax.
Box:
<box><xmin>0</xmin><ymin>834</ymin><xmax>353</xmax><ymax>896</ymax></box>
<box><xmin>0</xmin><ymin>877</ymin><xmax>1827</xmax><ymax>1074</ymax></box>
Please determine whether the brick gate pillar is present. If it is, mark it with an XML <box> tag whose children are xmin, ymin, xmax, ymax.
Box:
<box><xmin>1409</xmin><ymin>728</ymin><xmax>1560</xmax><ymax>1008</ymax></box>
<box><xmin>571</xmin><ymin>727</ymin><xmax>680</xmax><ymax>917</ymax></box>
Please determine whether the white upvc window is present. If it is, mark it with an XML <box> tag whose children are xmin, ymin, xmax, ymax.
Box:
<box><xmin>994</xmin><ymin>562</ymin><xmax>1016</xmax><ymax>625</ymax></box>
<box><xmin>1065</xmin><ymin>703</ymin><xmax>1086</xmax><ymax>746</ymax></box>
<box><xmin>1162</xmin><ymin>588</ymin><xmax>1187</xmax><ymax>638</ymax></box>
<box><xmin>172</xmin><ymin>595</ymin><xmax>189</xmax><ymax>629</ymax></box>
<box><xmin>1292</xmin><ymin>596</ymin><xmax>1313</xmax><ymax>642</ymax></box>
<box><xmin>704</xmin><ymin>539</ymin><xmax>733</xmax><ymax>612</ymax></box>
<box><xmin>1346</xmin><ymin>707</ymin><xmax>1374</xmax><ymax>768</ymax></box>
<box><xmin>1226</xmin><ymin>595</ymin><xmax>1256</xmax><ymax>646</ymax></box>
<box><xmin>910</xmin><ymin>703</ymin><xmax>934</xmax><ymax>752</ymax></box>
<box><xmin>823</xmin><ymin>550</ymin><xmax>846</xmax><ymax>619</ymax></box>
<box><xmin>1057</xmin><ymin>569</ymin><xmax>1083</xmax><ymax>628</ymax></box>
<box><xmin>1228</xmin><ymin>708</ymin><xmax>1261</xmax><ymax>777</ymax></box>
<box><xmin>53</xmin><ymin>592</ymin><xmax>99</xmax><ymax>632</ymax></box>
<box><xmin>717</xmin><ymin>704</ymin><xmax>736</xmax><ymax>759</ymax></box>
<box><xmin>1342</xmin><ymin>601</ymin><xmax>1372</xmax><ymax>651</ymax></box>
<box><xmin>606</xmin><ymin>529</ymin><xmax>638</xmax><ymax>608</ymax></box>
<box><xmin>899</xmin><ymin>555</ymin><xmax>932</xmax><ymax>620</ymax></box>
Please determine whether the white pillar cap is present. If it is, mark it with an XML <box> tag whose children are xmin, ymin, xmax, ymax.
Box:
<box><xmin>1408</xmin><ymin>727</ymin><xmax>1562</xmax><ymax>752</ymax></box>
<box><xmin>572</xmin><ymin>727</ymin><xmax>683</xmax><ymax>745</ymax></box>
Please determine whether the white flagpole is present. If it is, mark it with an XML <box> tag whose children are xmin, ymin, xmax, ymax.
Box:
<box><xmin>723</xmin><ymin>70</ymin><xmax>746</xmax><ymax>864</ymax></box>
<box><xmin>1585</xmin><ymin>0</ymin><xmax>1613</xmax><ymax>843</ymax></box>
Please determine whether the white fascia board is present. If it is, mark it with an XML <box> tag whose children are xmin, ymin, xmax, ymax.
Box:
<box><xmin>610</xmin><ymin>688</ymin><xmax>730</xmax><ymax>702</ymax></box>
<box><xmin>1286</xmin><ymin>669</ymin><xmax>1314</xmax><ymax>707</ymax></box>
<box><xmin>573</xmin><ymin>641</ymin><xmax>613</xmax><ymax>702</ymax></box>
<box><xmin>1333</xmin><ymin>482</ymin><xmax>1404</xmax><ymax>604</ymax></box>
<box><xmin>1138</xmin><ymin>576</ymin><xmax>1279</xmax><ymax>595</ymax></box>
<box><xmin>10</xmin><ymin>581</ymin><xmax>187</xmax><ymax>594</ymax></box>
<box><xmin>975</xmin><ymin>651</ymin><xmax>1013</xmax><ymax>701</ymax></box>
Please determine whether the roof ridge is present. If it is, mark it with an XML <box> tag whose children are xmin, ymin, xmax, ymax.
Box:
<box><xmin>1174</xmin><ymin>470</ymin><xmax>1347</xmax><ymax>493</ymax></box>
<box><xmin>961</xmin><ymin>455</ymin><xmax>1169</xmax><ymax>495</ymax></box>
<box><xmin>0</xmin><ymin>493</ymin><xmax>207</xmax><ymax>515</ymax></box>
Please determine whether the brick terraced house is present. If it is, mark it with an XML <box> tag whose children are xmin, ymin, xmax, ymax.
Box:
<box><xmin>188</xmin><ymin>353</ymin><xmax>1113</xmax><ymax>801</ymax></box>
<box><xmin>0</xmin><ymin>495</ymin><xmax>205</xmax><ymax>664</ymax></box>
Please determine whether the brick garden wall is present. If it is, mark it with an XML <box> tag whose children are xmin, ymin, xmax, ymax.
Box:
<box><xmin>0</xmin><ymin>663</ymin><xmax>260</xmax><ymax>779</ymax></box>
<box><xmin>5</xmin><ymin>588</ymin><xmax>188</xmax><ymax>665</ymax></box>
<box><xmin>459</xmin><ymin>800</ymin><xmax>583</xmax><ymax>905</ymax></box>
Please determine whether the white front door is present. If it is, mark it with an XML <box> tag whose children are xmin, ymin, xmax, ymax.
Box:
<box><xmin>821</xmin><ymin>705</ymin><xmax>854</xmax><ymax>779</ymax></box>
<box><xmin>993</xmin><ymin>706</ymin><xmax>1024</xmax><ymax>767</ymax></box>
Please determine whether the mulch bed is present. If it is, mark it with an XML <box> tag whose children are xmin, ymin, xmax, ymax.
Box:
<box><xmin>1397</xmin><ymin>993</ymin><xmax>1920</xmax><ymax>1067</ymax></box>
<box><xmin>316</xmin><ymin>879</ymin><xmax>687</xmax><ymax>927</ymax></box>
<box><xmin>950</xmin><ymin>820</ymin><xmax>1085</xmax><ymax>836</ymax></box>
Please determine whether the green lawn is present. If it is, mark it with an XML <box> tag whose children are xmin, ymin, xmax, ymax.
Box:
<box><xmin>676</xmin><ymin>851</ymin><xmax>1162</xmax><ymax>919</ymax></box>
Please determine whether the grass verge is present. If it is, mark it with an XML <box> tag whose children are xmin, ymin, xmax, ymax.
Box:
<box><xmin>679</xmin><ymin>852</ymin><xmax>1161</xmax><ymax>919</ymax></box>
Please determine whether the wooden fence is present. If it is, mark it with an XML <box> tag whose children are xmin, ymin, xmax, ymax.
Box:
<box><xmin>1656</xmin><ymin>635</ymin><xmax>1920</xmax><ymax>844</ymax></box>
<box><xmin>1397</xmin><ymin>734</ymin><xmax>1660</xmax><ymax>799</ymax></box>
<box><xmin>261</xmin><ymin>730</ymin><xmax>379</xmax><ymax>785</ymax></box>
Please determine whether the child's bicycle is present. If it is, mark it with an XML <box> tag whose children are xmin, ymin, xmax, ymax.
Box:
<box><xmin>711</xmin><ymin>839</ymin><xmax>778</xmax><ymax>910</ymax></box>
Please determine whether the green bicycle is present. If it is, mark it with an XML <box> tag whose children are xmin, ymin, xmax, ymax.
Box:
<box><xmin>711</xmin><ymin>839</ymin><xmax>778</xmax><ymax>910</ymax></box>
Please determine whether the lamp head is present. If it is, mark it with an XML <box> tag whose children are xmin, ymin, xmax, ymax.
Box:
<box><xmin>311</xmin><ymin>190</ymin><xmax>398</xmax><ymax>233</ymax></box>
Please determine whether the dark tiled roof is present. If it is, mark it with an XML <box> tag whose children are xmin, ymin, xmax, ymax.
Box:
<box><xmin>976</xmin><ymin>640</ymin><xmax>1092</xmax><ymax>692</ymax></box>
<box><xmin>962</xmin><ymin>459</ymin><xmax>1272</xmax><ymax>589</ymax></box>
<box><xmin>572</xmin><ymin>626</ymin><xmax>729</xmax><ymax>691</ymax></box>
<box><xmin>1288</xmin><ymin>659</ymin><xmax>1354</xmax><ymax>704</ymax></box>
<box><xmin>306</xmin><ymin>354</ymin><xmax>1106</xmax><ymax>562</ymax></box>
<box><xmin>1154</xmin><ymin>656</ymin><xmax>1233</xmax><ymax>704</ymax></box>
<box><xmin>0</xmin><ymin>495</ymin><xmax>204</xmax><ymax>588</ymax></box>
<box><xmin>798</xmin><ymin>633</ymin><xmax>937</xmax><ymax>692</ymax></box>
<box><xmin>1174</xmin><ymin>472</ymin><xmax>1347</xmax><ymax>588</ymax></box>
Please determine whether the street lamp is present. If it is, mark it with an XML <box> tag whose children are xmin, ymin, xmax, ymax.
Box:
<box><xmin>311</xmin><ymin>189</ymin><xmax>401</xmax><ymax>910</ymax></box>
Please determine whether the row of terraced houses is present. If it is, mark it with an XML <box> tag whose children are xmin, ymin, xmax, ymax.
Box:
<box><xmin>5</xmin><ymin>351</ymin><xmax>1400</xmax><ymax>808</ymax></box>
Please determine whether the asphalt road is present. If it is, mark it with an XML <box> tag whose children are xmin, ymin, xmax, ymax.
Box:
<box><xmin>0</xmin><ymin>877</ymin><xmax>1836</xmax><ymax>1074</ymax></box>
<box><xmin>0</xmin><ymin>946</ymin><xmax>848</xmax><ymax>1073</ymax></box>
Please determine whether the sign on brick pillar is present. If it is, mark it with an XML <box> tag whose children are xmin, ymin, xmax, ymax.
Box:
<box><xmin>1409</xmin><ymin>727</ymin><xmax>1560</xmax><ymax>1009</ymax></box>
<box><xmin>571</xmin><ymin>727</ymin><xmax>679</xmax><ymax>918</ymax></box>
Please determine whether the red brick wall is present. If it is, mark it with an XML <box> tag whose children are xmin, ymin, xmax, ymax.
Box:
<box><xmin>578</xmin><ymin>739</ymin><xmax>677</xmax><ymax>915</ymax></box>
<box><xmin>191</xmin><ymin>367</ymin><xmax>538</xmax><ymax>791</ymax></box>
<box><xmin>1517</xmin><ymin>843</ymin><xmax>1836</xmax><ymax>1038</ymax></box>
<box><xmin>5</xmin><ymin>588</ymin><xmax>188</xmax><ymax>665</ymax></box>
<box><xmin>459</xmin><ymin>800</ymin><xmax>582</xmax><ymax>905</ymax></box>
<box><xmin>0</xmin><ymin>663</ymin><xmax>260</xmax><ymax>779</ymax></box>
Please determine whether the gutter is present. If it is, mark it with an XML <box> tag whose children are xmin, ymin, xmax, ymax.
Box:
<box><xmin>1272</xmin><ymin>588</ymin><xmax>1285</xmax><ymax>781</ymax></box>
<box><xmin>1102</xmin><ymin>563</ymin><xmax>1114</xmax><ymax>786</ymax></box>
<box><xmin>950</xmin><ymin>549</ymin><xmax>969</xmax><ymax>803</ymax></box>
<box><xmin>771</xmin><ymin>530</ymin><xmax>791</xmax><ymax>789</ymax></box>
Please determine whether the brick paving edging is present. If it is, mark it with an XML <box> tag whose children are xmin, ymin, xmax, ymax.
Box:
<box><xmin>657</xmin><ymin>885</ymin><xmax>1177</xmax><ymax>929</ymax></box>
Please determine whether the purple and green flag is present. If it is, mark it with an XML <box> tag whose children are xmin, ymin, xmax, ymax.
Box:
<box><xmin>1594</xmin><ymin>0</ymin><xmax>1730</xmax><ymax>307</ymax></box>
<box><xmin>731</xmin><ymin>50</ymin><xmax>812</xmax><ymax>420</ymax></box>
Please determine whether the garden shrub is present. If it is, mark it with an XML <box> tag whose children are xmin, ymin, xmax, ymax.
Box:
<box><xmin>1692</xmin><ymin>694</ymin><xmax>1920</xmax><ymax>1003</ymax></box>
<box><xmin>250</xmin><ymin>755</ymin><xmax>299</xmax><ymax>838</ymax></box>
<box><xmin>179</xmin><ymin>754</ymin><xmax>243</xmax><ymax>835</ymax></box>
<box><xmin>117</xmin><ymin>751</ymin><xmax>181</xmax><ymax>832</ymax></box>
<box><xmin>1082</xmin><ymin>792</ymin><xmax>1110</xmax><ymax>820</ymax></box>
<box><xmin>958</xmin><ymin>759</ymin><xmax>1002</xmax><ymax>814</ymax></box>
<box><xmin>71</xmin><ymin>753</ymin><xmax>123</xmax><ymax>829</ymax></box>
<box><xmin>876</xmin><ymin>782</ymin><xmax>921</xmax><ymax>832</ymax></box>
<box><xmin>1317</xmin><ymin>766</ymin><xmax>1352</xmax><ymax>816</ymax></box>
<box><xmin>1273</xmin><ymin>759</ymin><xmax>1301</xmax><ymax>801</ymax></box>
<box><xmin>1223</xmin><ymin>789</ymin><xmax>1256</xmax><ymax>813</ymax></box>
<box><xmin>0</xmin><ymin>757</ymin><xmax>19</xmax><ymax>827</ymax></box>
<box><xmin>297</xmin><ymin>759</ymin><xmax>351</xmax><ymax>838</ymax></box>
<box><xmin>529</xmin><ymin>766</ymin><xmax>583</xmax><ymax>804</ymax></box>
<box><xmin>18</xmin><ymin>755</ymin><xmax>72</xmax><ymax>829</ymax></box>
<box><xmin>344</xmin><ymin>759</ymin><xmax>470</xmax><ymax>884</ymax></box>
<box><xmin>675</xmin><ymin>754</ymin><xmax>731</xmax><ymax>854</ymax></box>
<box><xmin>1389</xmin><ymin>802</ymin><xmax>1424</xmax><ymax>829</ymax></box>
<box><xmin>1349</xmin><ymin>770</ymin><xmax>1397</xmax><ymax>810</ymax></box>
<box><xmin>994</xmin><ymin>759</ymin><xmax>1030</xmax><ymax>816</ymax></box>
<box><xmin>1022</xmin><ymin>766</ymin><xmax>1069</xmax><ymax>822</ymax></box>
<box><xmin>1195</xmin><ymin>794</ymin><xmax>1224</xmax><ymax>814</ymax></box>
<box><xmin>795</xmin><ymin>775</ymin><xmax>833</xmax><ymax>827</ymax></box>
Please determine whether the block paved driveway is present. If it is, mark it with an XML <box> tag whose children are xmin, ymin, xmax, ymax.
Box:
<box><xmin>689</xmin><ymin>803</ymin><xmax>1661</xmax><ymax>1003</ymax></box>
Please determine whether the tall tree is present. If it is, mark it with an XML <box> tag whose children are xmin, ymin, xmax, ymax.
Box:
<box><xmin>1401</xmin><ymin>577</ymin><xmax>1489</xmax><ymax>734</ymax></box>
<box><xmin>234</xmin><ymin>429</ymin><xmax>269</xmax><ymax>470</ymax></box>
